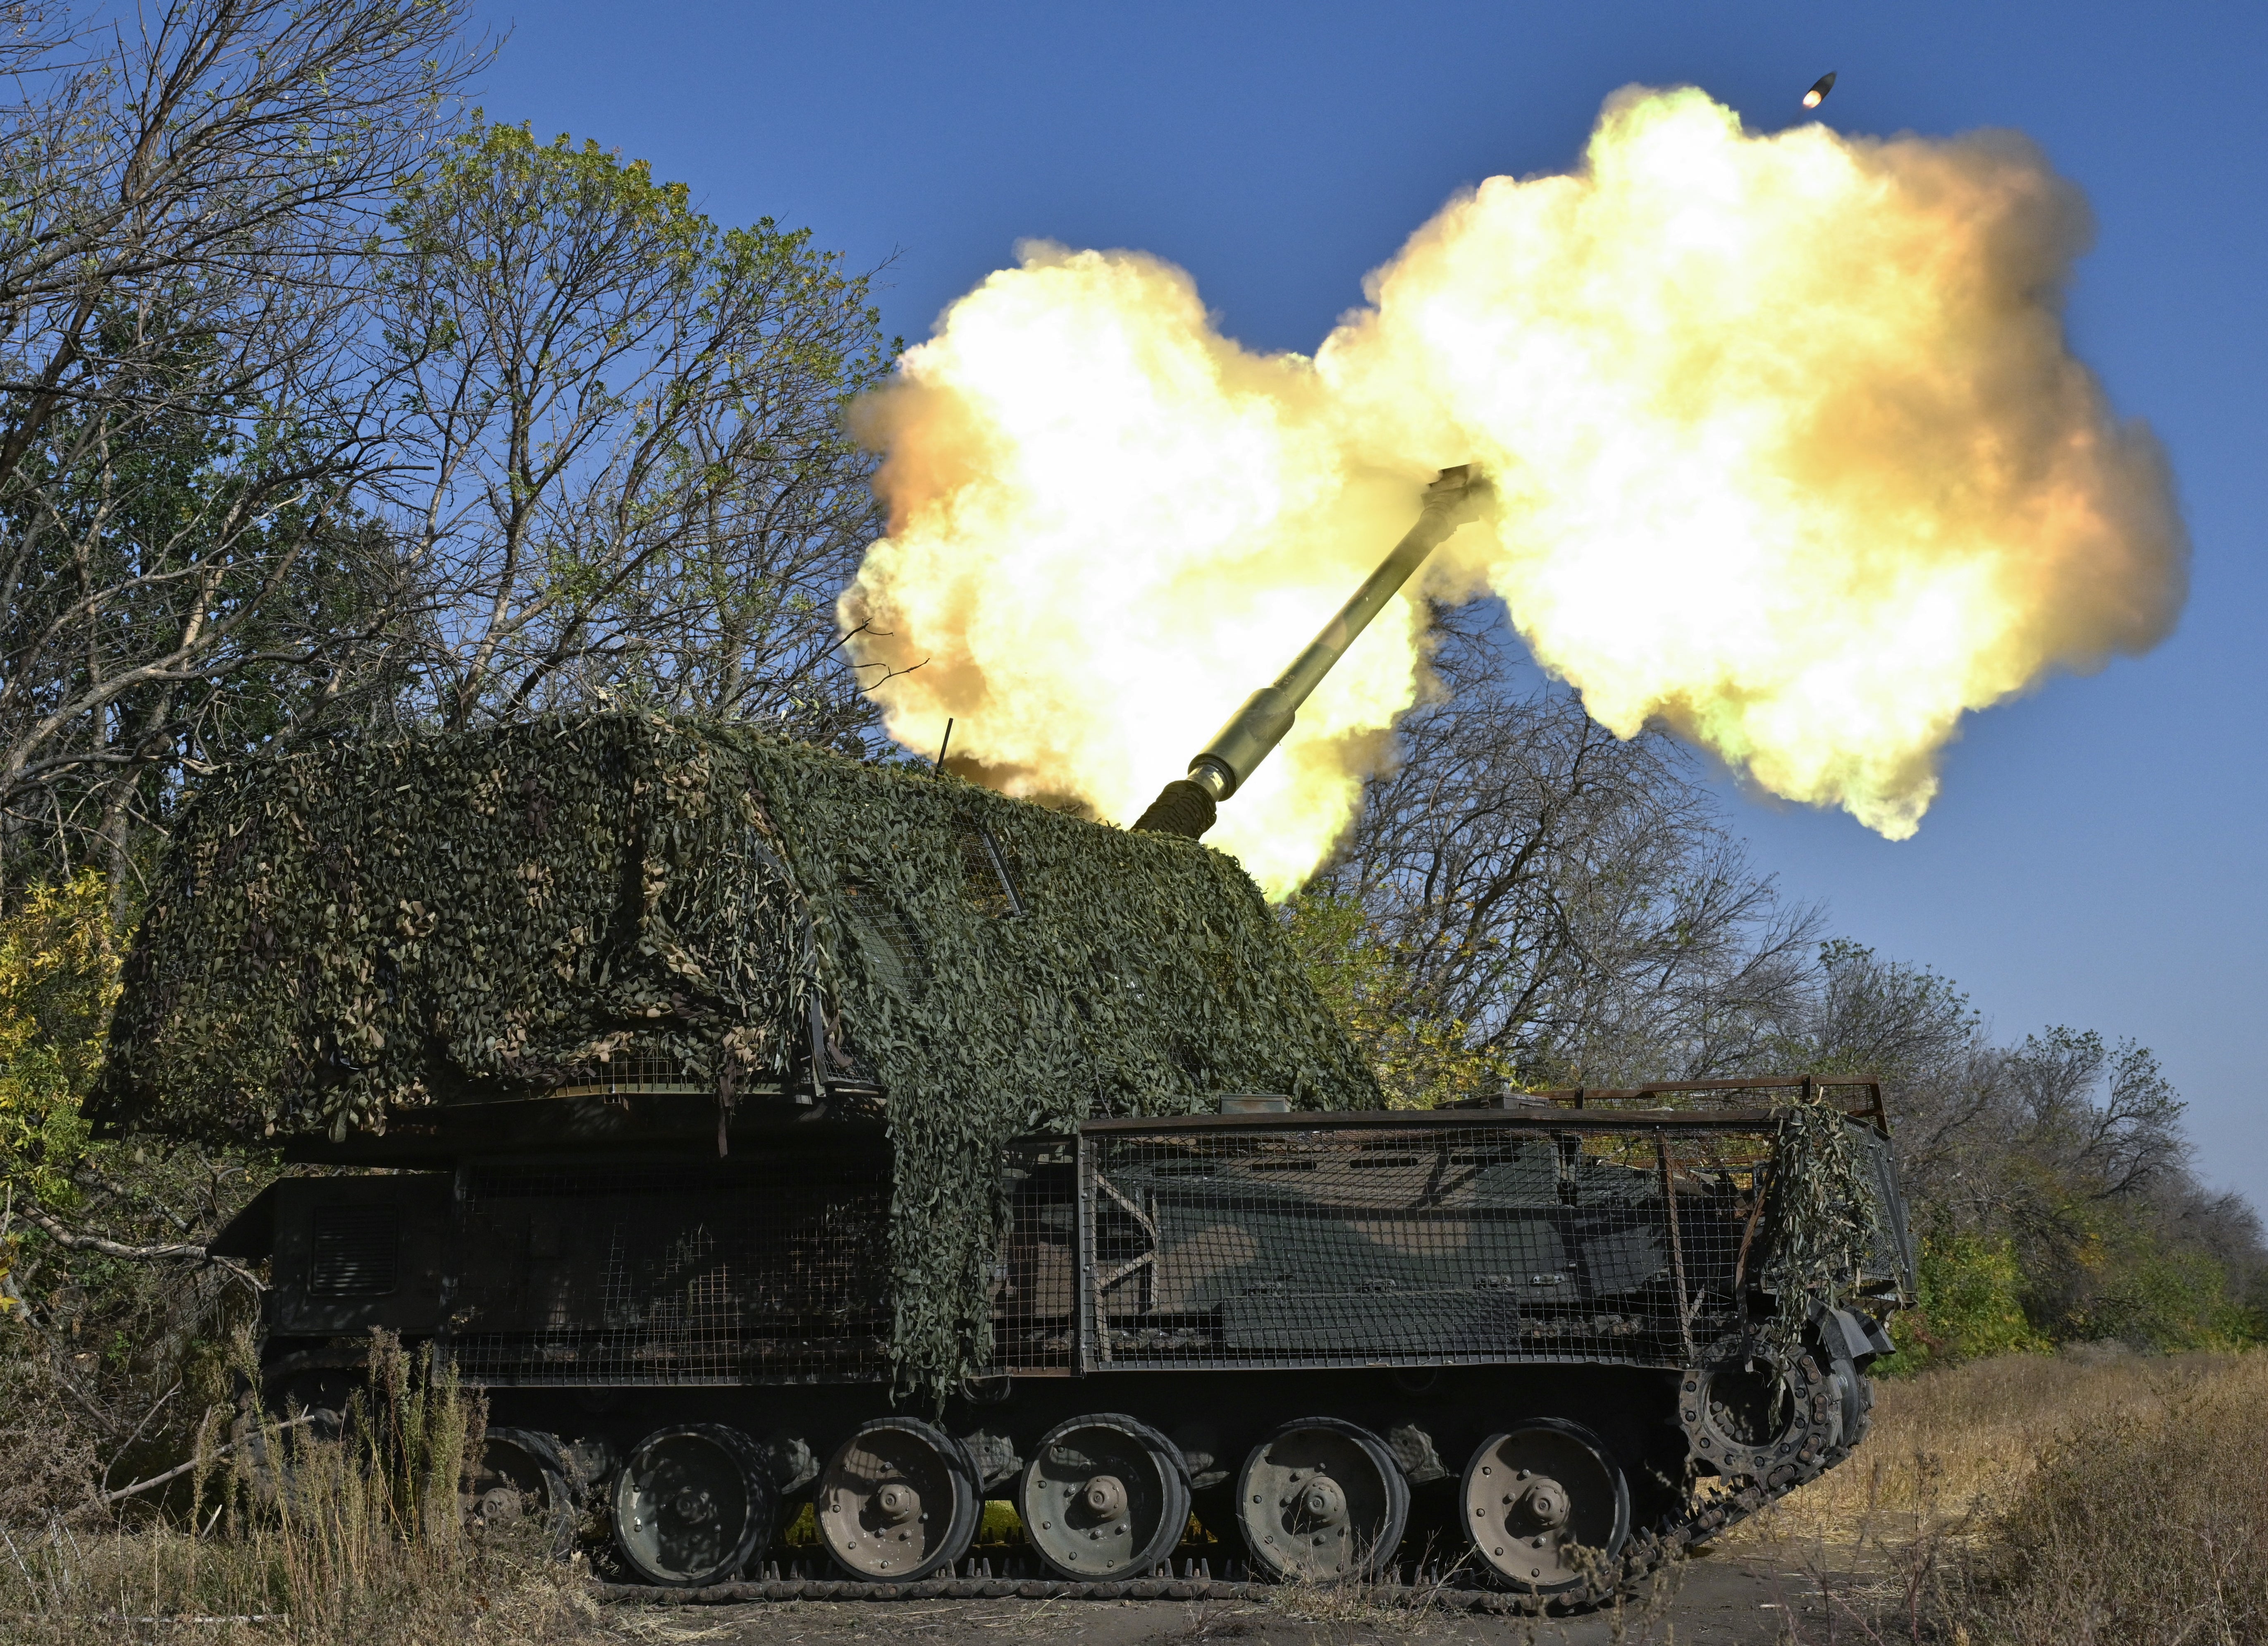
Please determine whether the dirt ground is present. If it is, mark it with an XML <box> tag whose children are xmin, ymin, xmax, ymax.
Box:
<box><xmin>592</xmin><ymin>1549</ymin><xmax>1862</xmax><ymax>1646</ymax></box>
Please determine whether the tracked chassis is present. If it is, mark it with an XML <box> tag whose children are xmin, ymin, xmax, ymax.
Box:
<box><xmin>220</xmin><ymin>1077</ymin><xmax>1910</xmax><ymax>1610</ymax></box>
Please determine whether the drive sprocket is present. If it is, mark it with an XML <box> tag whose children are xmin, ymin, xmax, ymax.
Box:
<box><xmin>1676</xmin><ymin>1334</ymin><xmax>1840</xmax><ymax>1489</ymax></box>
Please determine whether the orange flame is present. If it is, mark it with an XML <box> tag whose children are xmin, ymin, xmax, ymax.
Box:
<box><xmin>843</xmin><ymin>86</ymin><xmax>2186</xmax><ymax>897</ymax></box>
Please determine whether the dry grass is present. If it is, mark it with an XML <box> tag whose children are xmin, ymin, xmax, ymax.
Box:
<box><xmin>0</xmin><ymin>1513</ymin><xmax>595</xmax><ymax>1645</ymax></box>
<box><xmin>1257</xmin><ymin>1563</ymin><xmax>1467</xmax><ymax>1635</ymax></box>
<box><xmin>0</xmin><ymin>1336</ymin><xmax>601</xmax><ymax>1645</ymax></box>
<box><xmin>1728</xmin><ymin>1345</ymin><xmax>2211</xmax><ymax>1551</ymax></box>
<box><xmin>1730</xmin><ymin>1347</ymin><xmax>2268</xmax><ymax>1644</ymax></box>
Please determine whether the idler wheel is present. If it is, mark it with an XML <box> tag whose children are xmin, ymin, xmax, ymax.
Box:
<box><xmin>1018</xmin><ymin>1412</ymin><xmax>1190</xmax><ymax>1581</ymax></box>
<box><xmin>1678</xmin><ymin>1334</ymin><xmax>1838</xmax><ymax>1486</ymax></box>
<box><xmin>1233</xmin><ymin>1417</ymin><xmax>1408</xmax><ymax>1583</ymax></box>
<box><xmin>1460</xmin><ymin>1419</ymin><xmax>1629</xmax><ymax>1594</ymax></box>
<box><xmin>609</xmin><ymin>1423</ymin><xmax>773</xmax><ymax>1588</ymax></box>
<box><xmin>466</xmin><ymin>1426</ymin><xmax>579</xmax><ymax>1558</ymax></box>
<box><xmin>815</xmin><ymin>1417</ymin><xmax>979</xmax><ymax>1580</ymax></box>
<box><xmin>1828</xmin><ymin>1350</ymin><xmax>1874</xmax><ymax>1451</ymax></box>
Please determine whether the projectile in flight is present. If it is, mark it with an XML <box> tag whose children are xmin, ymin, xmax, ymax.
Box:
<box><xmin>1802</xmin><ymin>71</ymin><xmax>1837</xmax><ymax>109</ymax></box>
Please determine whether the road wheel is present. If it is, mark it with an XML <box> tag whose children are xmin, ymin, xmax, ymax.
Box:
<box><xmin>609</xmin><ymin>1424</ymin><xmax>774</xmax><ymax>1588</ymax></box>
<box><xmin>467</xmin><ymin>1426</ymin><xmax>578</xmax><ymax>1558</ymax></box>
<box><xmin>1234</xmin><ymin>1417</ymin><xmax>1408</xmax><ymax>1583</ymax></box>
<box><xmin>814</xmin><ymin>1417</ymin><xmax>979</xmax><ymax>1580</ymax></box>
<box><xmin>1018</xmin><ymin>1412</ymin><xmax>1189</xmax><ymax>1581</ymax></box>
<box><xmin>1461</xmin><ymin>1419</ymin><xmax>1629</xmax><ymax>1593</ymax></box>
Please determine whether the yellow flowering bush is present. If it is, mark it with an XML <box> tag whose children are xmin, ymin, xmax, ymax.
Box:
<box><xmin>0</xmin><ymin>872</ymin><xmax>122</xmax><ymax>1214</ymax></box>
<box><xmin>1280</xmin><ymin>891</ymin><xmax>1516</xmax><ymax>1108</ymax></box>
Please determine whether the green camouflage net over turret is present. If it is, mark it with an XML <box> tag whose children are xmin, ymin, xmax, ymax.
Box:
<box><xmin>95</xmin><ymin>714</ymin><xmax>1380</xmax><ymax>1392</ymax></box>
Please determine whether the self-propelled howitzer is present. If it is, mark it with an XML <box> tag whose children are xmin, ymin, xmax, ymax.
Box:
<box><xmin>96</xmin><ymin>471</ymin><xmax>1911</xmax><ymax>1609</ymax></box>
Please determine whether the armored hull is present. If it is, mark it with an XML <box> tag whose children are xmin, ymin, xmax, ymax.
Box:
<box><xmin>218</xmin><ymin>1079</ymin><xmax>1908</xmax><ymax>1603</ymax></box>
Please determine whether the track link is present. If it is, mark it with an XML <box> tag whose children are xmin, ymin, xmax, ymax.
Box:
<box><xmin>602</xmin><ymin>1574</ymin><xmax>1578</xmax><ymax>1615</ymax></box>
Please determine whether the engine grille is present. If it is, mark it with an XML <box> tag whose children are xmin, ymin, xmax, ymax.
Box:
<box><xmin>310</xmin><ymin>1204</ymin><xmax>400</xmax><ymax>1297</ymax></box>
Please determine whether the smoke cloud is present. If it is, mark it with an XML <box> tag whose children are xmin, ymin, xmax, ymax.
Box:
<box><xmin>842</xmin><ymin>86</ymin><xmax>2187</xmax><ymax>897</ymax></box>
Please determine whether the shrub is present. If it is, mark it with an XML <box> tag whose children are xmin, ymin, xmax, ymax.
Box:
<box><xmin>1948</xmin><ymin>1355</ymin><xmax>2268</xmax><ymax>1644</ymax></box>
<box><xmin>1875</xmin><ymin>1230</ymin><xmax>2048</xmax><ymax>1375</ymax></box>
<box><xmin>0</xmin><ymin>872</ymin><xmax>119</xmax><ymax>1209</ymax></box>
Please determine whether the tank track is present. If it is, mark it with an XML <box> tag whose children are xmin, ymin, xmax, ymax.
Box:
<box><xmin>593</xmin><ymin>1430</ymin><xmax>1849</xmax><ymax>1618</ymax></box>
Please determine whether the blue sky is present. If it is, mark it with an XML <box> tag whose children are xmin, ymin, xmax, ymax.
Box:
<box><xmin>474</xmin><ymin>1</ymin><xmax>2268</xmax><ymax>1206</ymax></box>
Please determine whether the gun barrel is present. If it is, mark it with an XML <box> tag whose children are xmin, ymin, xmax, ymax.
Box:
<box><xmin>1134</xmin><ymin>465</ymin><xmax>1487</xmax><ymax>839</ymax></box>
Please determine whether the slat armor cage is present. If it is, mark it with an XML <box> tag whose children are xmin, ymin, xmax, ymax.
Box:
<box><xmin>260</xmin><ymin>1084</ymin><xmax>1905</xmax><ymax>1388</ymax></box>
<box><xmin>996</xmin><ymin>1096</ymin><xmax>1911</xmax><ymax>1376</ymax></box>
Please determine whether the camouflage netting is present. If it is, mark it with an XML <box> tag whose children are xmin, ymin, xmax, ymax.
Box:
<box><xmin>1761</xmin><ymin>1098</ymin><xmax>1907</xmax><ymax>1350</ymax></box>
<box><xmin>94</xmin><ymin>714</ymin><xmax>1379</xmax><ymax>1392</ymax></box>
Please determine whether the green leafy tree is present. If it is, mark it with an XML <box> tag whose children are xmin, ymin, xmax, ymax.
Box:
<box><xmin>1875</xmin><ymin>1230</ymin><xmax>2049</xmax><ymax>1374</ymax></box>
<box><xmin>0</xmin><ymin>869</ymin><xmax>277</xmax><ymax>1514</ymax></box>
<box><xmin>376</xmin><ymin>122</ymin><xmax>898</xmax><ymax>746</ymax></box>
<box><xmin>0</xmin><ymin>311</ymin><xmax>412</xmax><ymax>909</ymax></box>
<box><xmin>1280</xmin><ymin>890</ymin><xmax>1514</xmax><ymax>1107</ymax></box>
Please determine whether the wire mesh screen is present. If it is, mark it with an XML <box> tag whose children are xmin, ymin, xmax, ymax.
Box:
<box><xmin>1851</xmin><ymin>1126</ymin><xmax>1918</xmax><ymax>1296</ymax></box>
<box><xmin>1007</xmin><ymin>1123</ymin><xmax>1788</xmax><ymax>1373</ymax></box>
<box><xmin>994</xmin><ymin>1140</ymin><xmax>1079</xmax><ymax>1373</ymax></box>
<box><xmin>542</xmin><ymin>1049</ymin><xmax>710</xmax><ymax>1098</ymax></box>
<box><xmin>446</xmin><ymin>1159</ymin><xmax>891</xmax><ymax>1386</ymax></box>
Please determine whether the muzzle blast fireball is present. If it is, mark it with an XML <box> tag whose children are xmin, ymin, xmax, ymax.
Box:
<box><xmin>843</xmin><ymin>86</ymin><xmax>2186</xmax><ymax>897</ymax></box>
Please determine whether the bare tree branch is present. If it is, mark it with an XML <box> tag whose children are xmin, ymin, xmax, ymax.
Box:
<box><xmin>17</xmin><ymin>1205</ymin><xmax>263</xmax><ymax>1293</ymax></box>
<box><xmin>91</xmin><ymin>1413</ymin><xmax>314</xmax><ymax>1510</ymax></box>
<box><xmin>0</xmin><ymin>0</ymin><xmax>479</xmax><ymax>887</ymax></box>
